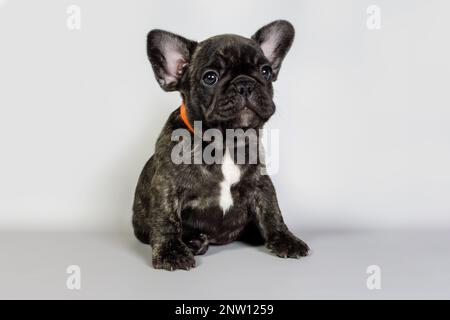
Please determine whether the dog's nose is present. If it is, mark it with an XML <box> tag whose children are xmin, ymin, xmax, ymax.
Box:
<box><xmin>233</xmin><ymin>76</ymin><xmax>255</xmax><ymax>98</ymax></box>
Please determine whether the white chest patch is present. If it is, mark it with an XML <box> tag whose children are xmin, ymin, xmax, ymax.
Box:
<box><xmin>219</xmin><ymin>149</ymin><xmax>241</xmax><ymax>214</ymax></box>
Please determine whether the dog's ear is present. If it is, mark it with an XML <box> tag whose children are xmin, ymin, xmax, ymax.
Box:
<box><xmin>147</xmin><ymin>30</ymin><xmax>197</xmax><ymax>91</ymax></box>
<box><xmin>252</xmin><ymin>20</ymin><xmax>295</xmax><ymax>81</ymax></box>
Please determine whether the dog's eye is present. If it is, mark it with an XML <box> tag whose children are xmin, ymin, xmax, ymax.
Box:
<box><xmin>261</xmin><ymin>65</ymin><xmax>272</xmax><ymax>81</ymax></box>
<box><xmin>202</xmin><ymin>70</ymin><xmax>219</xmax><ymax>86</ymax></box>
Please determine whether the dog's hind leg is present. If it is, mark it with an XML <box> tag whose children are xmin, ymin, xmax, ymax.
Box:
<box><xmin>184</xmin><ymin>233</ymin><xmax>209</xmax><ymax>256</ymax></box>
<box><xmin>132</xmin><ymin>156</ymin><xmax>156</xmax><ymax>245</ymax></box>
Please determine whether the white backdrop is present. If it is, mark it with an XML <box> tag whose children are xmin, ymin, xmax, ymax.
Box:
<box><xmin>0</xmin><ymin>0</ymin><xmax>449</xmax><ymax>232</ymax></box>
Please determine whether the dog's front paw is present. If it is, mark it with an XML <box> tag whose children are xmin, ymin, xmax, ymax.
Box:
<box><xmin>152</xmin><ymin>239</ymin><xmax>196</xmax><ymax>271</ymax></box>
<box><xmin>267</xmin><ymin>233</ymin><xmax>310</xmax><ymax>259</ymax></box>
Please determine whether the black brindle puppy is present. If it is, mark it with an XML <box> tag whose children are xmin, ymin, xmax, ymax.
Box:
<box><xmin>133</xmin><ymin>20</ymin><xmax>309</xmax><ymax>270</ymax></box>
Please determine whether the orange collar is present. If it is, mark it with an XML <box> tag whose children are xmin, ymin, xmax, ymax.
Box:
<box><xmin>180</xmin><ymin>101</ymin><xmax>194</xmax><ymax>133</ymax></box>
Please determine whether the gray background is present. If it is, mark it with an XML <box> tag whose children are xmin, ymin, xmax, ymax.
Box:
<box><xmin>0</xmin><ymin>0</ymin><xmax>449</xmax><ymax>299</ymax></box>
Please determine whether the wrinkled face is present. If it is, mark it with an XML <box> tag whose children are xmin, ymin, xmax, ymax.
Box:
<box><xmin>187</xmin><ymin>36</ymin><xmax>275</xmax><ymax>129</ymax></box>
<box><xmin>147</xmin><ymin>20</ymin><xmax>295</xmax><ymax>131</ymax></box>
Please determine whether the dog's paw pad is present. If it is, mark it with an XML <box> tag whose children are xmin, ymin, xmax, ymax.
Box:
<box><xmin>186</xmin><ymin>233</ymin><xmax>209</xmax><ymax>256</ymax></box>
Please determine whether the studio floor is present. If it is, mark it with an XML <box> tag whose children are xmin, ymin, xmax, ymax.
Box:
<box><xmin>0</xmin><ymin>228</ymin><xmax>449</xmax><ymax>299</ymax></box>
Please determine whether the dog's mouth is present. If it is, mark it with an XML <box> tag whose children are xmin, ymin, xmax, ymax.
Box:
<box><xmin>208</xmin><ymin>97</ymin><xmax>274</xmax><ymax>129</ymax></box>
<box><xmin>232</xmin><ymin>106</ymin><xmax>262</xmax><ymax>129</ymax></box>
<box><xmin>239</xmin><ymin>107</ymin><xmax>256</xmax><ymax>124</ymax></box>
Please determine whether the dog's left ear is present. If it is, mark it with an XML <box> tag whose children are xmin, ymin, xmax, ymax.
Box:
<box><xmin>252</xmin><ymin>20</ymin><xmax>295</xmax><ymax>81</ymax></box>
<box><xmin>147</xmin><ymin>30</ymin><xmax>198</xmax><ymax>91</ymax></box>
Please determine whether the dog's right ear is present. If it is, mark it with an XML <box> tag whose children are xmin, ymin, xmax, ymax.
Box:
<box><xmin>147</xmin><ymin>30</ymin><xmax>197</xmax><ymax>91</ymax></box>
<box><xmin>252</xmin><ymin>20</ymin><xmax>295</xmax><ymax>81</ymax></box>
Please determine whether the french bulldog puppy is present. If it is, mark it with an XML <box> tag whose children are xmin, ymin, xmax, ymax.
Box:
<box><xmin>133</xmin><ymin>20</ymin><xmax>309</xmax><ymax>271</ymax></box>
